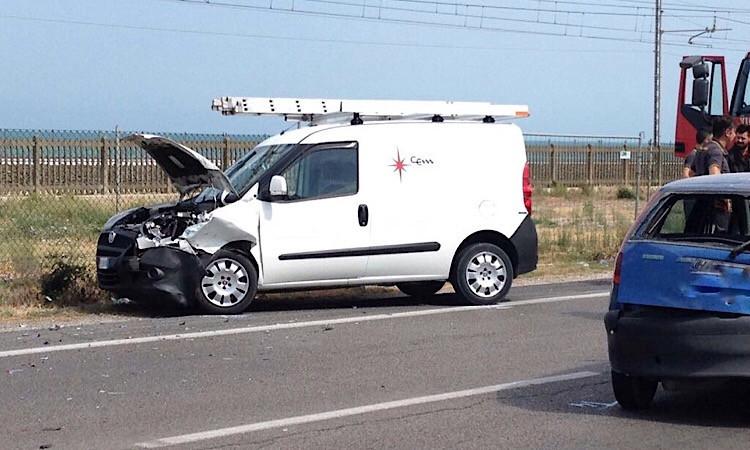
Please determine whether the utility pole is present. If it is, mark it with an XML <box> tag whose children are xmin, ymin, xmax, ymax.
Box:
<box><xmin>652</xmin><ymin>0</ymin><xmax>662</xmax><ymax>188</ymax></box>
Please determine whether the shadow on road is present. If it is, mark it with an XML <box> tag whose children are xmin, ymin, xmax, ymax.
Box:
<box><xmin>248</xmin><ymin>290</ymin><xmax>469</xmax><ymax>312</ymax></box>
<box><xmin>495</xmin><ymin>365</ymin><xmax>750</xmax><ymax>428</ymax></box>
<box><xmin>90</xmin><ymin>277</ymin><xmax>610</xmax><ymax>319</ymax></box>
<box><xmin>102</xmin><ymin>288</ymin><xmax>469</xmax><ymax>319</ymax></box>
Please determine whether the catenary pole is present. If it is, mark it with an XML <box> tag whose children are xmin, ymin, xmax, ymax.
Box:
<box><xmin>653</xmin><ymin>0</ymin><xmax>662</xmax><ymax>188</ymax></box>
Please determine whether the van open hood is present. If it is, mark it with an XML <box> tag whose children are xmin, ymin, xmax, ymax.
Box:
<box><xmin>128</xmin><ymin>134</ymin><xmax>236</xmax><ymax>196</ymax></box>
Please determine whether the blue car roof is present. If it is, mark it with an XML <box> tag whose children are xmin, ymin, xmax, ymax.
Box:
<box><xmin>661</xmin><ymin>173</ymin><xmax>750</xmax><ymax>194</ymax></box>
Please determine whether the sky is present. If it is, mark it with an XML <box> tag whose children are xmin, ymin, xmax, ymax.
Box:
<box><xmin>1</xmin><ymin>0</ymin><xmax>750</xmax><ymax>140</ymax></box>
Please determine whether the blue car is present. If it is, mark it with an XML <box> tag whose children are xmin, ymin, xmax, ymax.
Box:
<box><xmin>606</xmin><ymin>173</ymin><xmax>750</xmax><ymax>409</ymax></box>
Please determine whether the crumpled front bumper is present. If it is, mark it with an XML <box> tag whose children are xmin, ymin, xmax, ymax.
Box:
<box><xmin>96</xmin><ymin>230</ymin><xmax>203</xmax><ymax>306</ymax></box>
<box><xmin>605</xmin><ymin>306</ymin><xmax>750</xmax><ymax>379</ymax></box>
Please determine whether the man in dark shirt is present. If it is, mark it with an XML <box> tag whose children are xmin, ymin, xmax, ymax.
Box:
<box><xmin>684</xmin><ymin>128</ymin><xmax>711</xmax><ymax>178</ymax></box>
<box><xmin>692</xmin><ymin>116</ymin><xmax>734</xmax><ymax>176</ymax></box>
<box><xmin>727</xmin><ymin>124</ymin><xmax>750</xmax><ymax>173</ymax></box>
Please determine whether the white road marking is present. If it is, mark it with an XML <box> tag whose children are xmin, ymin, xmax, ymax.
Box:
<box><xmin>0</xmin><ymin>291</ymin><xmax>608</xmax><ymax>359</ymax></box>
<box><xmin>136</xmin><ymin>370</ymin><xmax>601</xmax><ymax>448</ymax></box>
<box><xmin>504</xmin><ymin>292</ymin><xmax>608</xmax><ymax>307</ymax></box>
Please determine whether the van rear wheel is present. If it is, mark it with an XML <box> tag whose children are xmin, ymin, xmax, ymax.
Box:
<box><xmin>452</xmin><ymin>243</ymin><xmax>513</xmax><ymax>305</ymax></box>
<box><xmin>397</xmin><ymin>281</ymin><xmax>445</xmax><ymax>298</ymax></box>
<box><xmin>196</xmin><ymin>250</ymin><xmax>258</xmax><ymax>315</ymax></box>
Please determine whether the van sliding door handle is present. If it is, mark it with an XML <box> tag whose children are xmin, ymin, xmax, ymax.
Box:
<box><xmin>358</xmin><ymin>204</ymin><xmax>369</xmax><ymax>226</ymax></box>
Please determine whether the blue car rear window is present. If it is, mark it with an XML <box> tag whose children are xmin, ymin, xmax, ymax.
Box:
<box><xmin>643</xmin><ymin>194</ymin><xmax>750</xmax><ymax>245</ymax></box>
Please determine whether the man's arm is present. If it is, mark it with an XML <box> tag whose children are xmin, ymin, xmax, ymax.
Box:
<box><xmin>707</xmin><ymin>146</ymin><xmax>725</xmax><ymax>175</ymax></box>
<box><xmin>684</xmin><ymin>152</ymin><xmax>696</xmax><ymax>178</ymax></box>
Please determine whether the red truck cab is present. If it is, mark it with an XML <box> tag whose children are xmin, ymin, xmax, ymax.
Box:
<box><xmin>675</xmin><ymin>53</ymin><xmax>750</xmax><ymax>157</ymax></box>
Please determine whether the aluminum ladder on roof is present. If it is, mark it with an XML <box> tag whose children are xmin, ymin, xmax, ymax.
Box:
<box><xmin>211</xmin><ymin>97</ymin><xmax>530</xmax><ymax>125</ymax></box>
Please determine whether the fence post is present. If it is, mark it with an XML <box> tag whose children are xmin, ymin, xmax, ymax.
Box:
<box><xmin>100</xmin><ymin>136</ymin><xmax>108</xmax><ymax>194</ymax></box>
<box><xmin>115</xmin><ymin>126</ymin><xmax>121</xmax><ymax>212</ymax></box>
<box><xmin>223</xmin><ymin>135</ymin><xmax>230</xmax><ymax>170</ymax></box>
<box><xmin>586</xmin><ymin>144</ymin><xmax>593</xmax><ymax>185</ymax></box>
<box><xmin>550</xmin><ymin>143</ymin><xmax>557</xmax><ymax>185</ymax></box>
<box><xmin>622</xmin><ymin>144</ymin><xmax>629</xmax><ymax>185</ymax></box>
<box><xmin>657</xmin><ymin>143</ymin><xmax>663</xmax><ymax>185</ymax></box>
<box><xmin>32</xmin><ymin>135</ymin><xmax>40</xmax><ymax>193</ymax></box>
<box><xmin>635</xmin><ymin>132</ymin><xmax>644</xmax><ymax>220</ymax></box>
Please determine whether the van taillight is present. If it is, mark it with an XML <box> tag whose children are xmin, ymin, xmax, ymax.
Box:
<box><xmin>613</xmin><ymin>251</ymin><xmax>623</xmax><ymax>286</ymax></box>
<box><xmin>522</xmin><ymin>162</ymin><xmax>533</xmax><ymax>215</ymax></box>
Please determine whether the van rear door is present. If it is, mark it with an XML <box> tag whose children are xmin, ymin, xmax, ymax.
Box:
<box><xmin>618</xmin><ymin>193</ymin><xmax>750</xmax><ymax>315</ymax></box>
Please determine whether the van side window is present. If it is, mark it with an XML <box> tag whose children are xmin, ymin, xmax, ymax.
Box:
<box><xmin>281</xmin><ymin>145</ymin><xmax>358</xmax><ymax>201</ymax></box>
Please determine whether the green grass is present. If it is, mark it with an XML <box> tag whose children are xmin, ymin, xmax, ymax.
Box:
<box><xmin>0</xmin><ymin>194</ymin><xmax>172</xmax><ymax>310</ymax></box>
<box><xmin>0</xmin><ymin>194</ymin><xmax>115</xmax><ymax>240</ymax></box>
<box><xmin>0</xmin><ymin>195</ymin><xmax>117</xmax><ymax>278</ymax></box>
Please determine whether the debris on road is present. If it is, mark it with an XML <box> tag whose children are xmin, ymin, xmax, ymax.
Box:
<box><xmin>569</xmin><ymin>400</ymin><xmax>617</xmax><ymax>410</ymax></box>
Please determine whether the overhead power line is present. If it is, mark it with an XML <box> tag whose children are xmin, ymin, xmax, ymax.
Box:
<box><xmin>392</xmin><ymin>0</ymin><xmax>750</xmax><ymax>15</ymax></box>
<box><xmin>156</xmin><ymin>0</ymin><xmax>660</xmax><ymax>42</ymax></box>
<box><xmin>5</xmin><ymin>1</ymin><xmax>750</xmax><ymax>53</ymax></box>
<box><xmin>166</xmin><ymin>0</ymin><xmax>657</xmax><ymax>18</ymax></box>
<box><xmin>0</xmin><ymin>14</ymin><xmax>657</xmax><ymax>53</ymax></box>
<box><xmin>154</xmin><ymin>0</ymin><xmax>750</xmax><ymax>50</ymax></box>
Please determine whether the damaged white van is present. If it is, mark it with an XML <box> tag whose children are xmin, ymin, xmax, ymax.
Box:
<box><xmin>96</xmin><ymin>98</ymin><xmax>537</xmax><ymax>314</ymax></box>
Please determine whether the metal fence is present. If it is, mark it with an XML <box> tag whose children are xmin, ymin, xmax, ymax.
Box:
<box><xmin>0</xmin><ymin>129</ymin><xmax>264</xmax><ymax>194</ymax></box>
<box><xmin>526</xmin><ymin>132</ymin><xmax>682</xmax><ymax>187</ymax></box>
<box><xmin>1</xmin><ymin>130</ymin><xmax>681</xmax><ymax>194</ymax></box>
<box><xmin>0</xmin><ymin>128</ymin><xmax>683</xmax><ymax>297</ymax></box>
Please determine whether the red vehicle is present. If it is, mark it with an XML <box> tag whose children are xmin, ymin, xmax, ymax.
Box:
<box><xmin>675</xmin><ymin>54</ymin><xmax>750</xmax><ymax>157</ymax></box>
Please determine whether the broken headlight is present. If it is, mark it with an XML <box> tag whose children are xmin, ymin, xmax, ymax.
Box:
<box><xmin>180</xmin><ymin>221</ymin><xmax>207</xmax><ymax>240</ymax></box>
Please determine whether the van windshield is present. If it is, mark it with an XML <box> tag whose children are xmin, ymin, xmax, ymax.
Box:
<box><xmin>644</xmin><ymin>194</ymin><xmax>750</xmax><ymax>246</ymax></box>
<box><xmin>193</xmin><ymin>143</ymin><xmax>296</xmax><ymax>202</ymax></box>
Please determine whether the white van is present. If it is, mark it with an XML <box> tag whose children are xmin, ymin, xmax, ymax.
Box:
<box><xmin>96</xmin><ymin>99</ymin><xmax>537</xmax><ymax>314</ymax></box>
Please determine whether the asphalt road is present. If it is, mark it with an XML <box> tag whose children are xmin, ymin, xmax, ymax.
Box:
<box><xmin>3</xmin><ymin>279</ymin><xmax>750</xmax><ymax>450</ymax></box>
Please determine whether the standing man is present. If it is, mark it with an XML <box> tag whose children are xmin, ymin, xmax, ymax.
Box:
<box><xmin>728</xmin><ymin>124</ymin><xmax>750</xmax><ymax>173</ymax></box>
<box><xmin>683</xmin><ymin>128</ymin><xmax>711</xmax><ymax>178</ymax></box>
<box><xmin>692</xmin><ymin>116</ymin><xmax>734</xmax><ymax>176</ymax></box>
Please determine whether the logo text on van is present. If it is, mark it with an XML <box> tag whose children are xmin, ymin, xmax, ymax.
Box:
<box><xmin>390</xmin><ymin>150</ymin><xmax>437</xmax><ymax>182</ymax></box>
<box><xmin>410</xmin><ymin>156</ymin><xmax>434</xmax><ymax>165</ymax></box>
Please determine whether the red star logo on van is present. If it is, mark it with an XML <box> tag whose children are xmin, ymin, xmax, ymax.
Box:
<box><xmin>390</xmin><ymin>149</ymin><xmax>409</xmax><ymax>182</ymax></box>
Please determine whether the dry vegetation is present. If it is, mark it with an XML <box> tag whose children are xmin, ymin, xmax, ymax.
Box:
<box><xmin>0</xmin><ymin>188</ymin><xmax>642</xmax><ymax>320</ymax></box>
<box><xmin>531</xmin><ymin>185</ymin><xmax>647</xmax><ymax>278</ymax></box>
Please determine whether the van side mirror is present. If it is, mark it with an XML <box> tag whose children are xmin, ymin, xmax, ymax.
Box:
<box><xmin>220</xmin><ymin>190</ymin><xmax>239</xmax><ymax>205</ymax></box>
<box><xmin>269</xmin><ymin>175</ymin><xmax>288</xmax><ymax>198</ymax></box>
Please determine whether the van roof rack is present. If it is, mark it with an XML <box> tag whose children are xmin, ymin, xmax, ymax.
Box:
<box><xmin>211</xmin><ymin>97</ymin><xmax>529</xmax><ymax>125</ymax></box>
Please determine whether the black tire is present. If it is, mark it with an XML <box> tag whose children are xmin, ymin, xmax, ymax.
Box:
<box><xmin>611</xmin><ymin>370</ymin><xmax>657</xmax><ymax>410</ymax></box>
<box><xmin>396</xmin><ymin>281</ymin><xmax>445</xmax><ymax>298</ymax></box>
<box><xmin>195</xmin><ymin>250</ymin><xmax>258</xmax><ymax>315</ymax></box>
<box><xmin>451</xmin><ymin>243</ymin><xmax>513</xmax><ymax>305</ymax></box>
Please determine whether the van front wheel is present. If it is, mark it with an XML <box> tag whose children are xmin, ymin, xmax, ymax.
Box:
<box><xmin>452</xmin><ymin>243</ymin><xmax>513</xmax><ymax>305</ymax></box>
<box><xmin>397</xmin><ymin>281</ymin><xmax>445</xmax><ymax>298</ymax></box>
<box><xmin>196</xmin><ymin>250</ymin><xmax>258</xmax><ymax>315</ymax></box>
